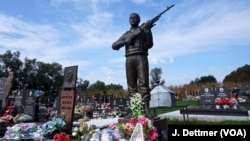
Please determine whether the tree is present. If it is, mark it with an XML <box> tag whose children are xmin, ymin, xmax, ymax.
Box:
<box><xmin>0</xmin><ymin>50</ymin><xmax>23</xmax><ymax>89</ymax></box>
<box><xmin>77</xmin><ymin>79</ymin><xmax>89</xmax><ymax>92</ymax></box>
<box><xmin>189</xmin><ymin>75</ymin><xmax>217</xmax><ymax>85</ymax></box>
<box><xmin>105</xmin><ymin>83</ymin><xmax>123</xmax><ymax>90</ymax></box>
<box><xmin>223</xmin><ymin>64</ymin><xmax>250</xmax><ymax>83</ymax></box>
<box><xmin>150</xmin><ymin>67</ymin><xmax>165</xmax><ymax>88</ymax></box>
<box><xmin>88</xmin><ymin>80</ymin><xmax>106</xmax><ymax>91</ymax></box>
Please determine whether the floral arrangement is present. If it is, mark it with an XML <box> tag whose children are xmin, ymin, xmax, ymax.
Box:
<box><xmin>4</xmin><ymin>122</ymin><xmax>44</xmax><ymax>140</ymax></box>
<box><xmin>238</xmin><ymin>96</ymin><xmax>248</xmax><ymax>103</ymax></box>
<box><xmin>14</xmin><ymin>113</ymin><xmax>33</xmax><ymax>123</ymax></box>
<box><xmin>107</xmin><ymin>109</ymin><xmax>121</xmax><ymax>117</ymax></box>
<box><xmin>114</xmin><ymin>93</ymin><xmax>158</xmax><ymax>140</ymax></box>
<box><xmin>34</xmin><ymin>89</ymin><xmax>45</xmax><ymax>97</ymax></box>
<box><xmin>42</xmin><ymin>117</ymin><xmax>66</xmax><ymax>134</ymax></box>
<box><xmin>74</xmin><ymin>104</ymin><xmax>92</xmax><ymax>114</ymax></box>
<box><xmin>214</xmin><ymin>96</ymin><xmax>230</xmax><ymax>105</ymax></box>
<box><xmin>53</xmin><ymin>132</ymin><xmax>71</xmax><ymax>141</ymax></box>
<box><xmin>229</xmin><ymin>94</ymin><xmax>238</xmax><ymax>106</ymax></box>
<box><xmin>130</xmin><ymin>93</ymin><xmax>144</xmax><ymax>118</ymax></box>
<box><xmin>116</xmin><ymin>116</ymin><xmax>158</xmax><ymax>141</ymax></box>
<box><xmin>2</xmin><ymin>101</ymin><xmax>15</xmax><ymax>117</ymax></box>
<box><xmin>71</xmin><ymin>118</ymin><xmax>93</xmax><ymax>140</ymax></box>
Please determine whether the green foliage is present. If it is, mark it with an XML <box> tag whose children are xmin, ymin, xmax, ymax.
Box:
<box><xmin>150</xmin><ymin>67</ymin><xmax>165</xmax><ymax>88</ymax></box>
<box><xmin>189</xmin><ymin>75</ymin><xmax>217</xmax><ymax>85</ymax></box>
<box><xmin>223</xmin><ymin>64</ymin><xmax>250</xmax><ymax>83</ymax></box>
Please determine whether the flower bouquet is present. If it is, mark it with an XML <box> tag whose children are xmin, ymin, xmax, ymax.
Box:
<box><xmin>4</xmin><ymin>122</ymin><xmax>44</xmax><ymax>140</ymax></box>
<box><xmin>116</xmin><ymin>116</ymin><xmax>158</xmax><ymax>141</ymax></box>
<box><xmin>14</xmin><ymin>113</ymin><xmax>33</xmax><ymax>123</ymax></box>
<box><xmin>53</xmin><ymin>132</ymin><xmax>71</xmax><ymax>141</ymax></box>
<box><xmin>42</xmin><ymin>117</ymin><xmax>66</xmax><ymax>139</ymax></box>
<box><xmin>130</xmin><ymin>93</ymin><xmax>144</xmax><ymax>118</ymax></box>
<box><xmin>115</xmin><ymin>93</ymin><xmax>158</xmax><ymax>141</ymax></box>
<box><xmin>229</xmin><ymin>94</ymin><xmax>238</xmax><ymax>109</ymax></box>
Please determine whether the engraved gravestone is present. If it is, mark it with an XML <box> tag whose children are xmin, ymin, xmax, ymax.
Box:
<box><xmin>15</xmin><ymin>90</ymin><xmax>24</xmax><ymax>106</ymax></box>
<box><xmin>1</xmin><ymin>72</ymin><xmax>14</xmax><ymax>109</ymax></box>
<box><xmin>60</xmin><ymin>65</ymin><xmax>77</xmax><ymax>131</ymax></box>
<box><xmin>76</xmin><ymin>96</ymin><xmax>85</xmax><ymax>105</ymax></box>
<box><xmin>112</xmin><ymin>98</ymin><xmax>119</xmax><ymax>113</ymax></box>
<box><xmin>106</xmin><ymin>95</ymin><xmax>113</xmax><ymax>103</ymax></box>
<box><xmin>84</xmin><ymin>98</ymin><xmax>95</xmax><ymax>118</ymax></box>
<box><xmin>0</xmin><ymin>77</ymin><xmax>7</xmax><ymax>100</ymax></box>
<box><xmin>199</xmin><ymin>86</ymin><xmax>215</xmax><ymax>105</ymax></box>
<box><xmin>85</xmin><ymin>97</ymin><xmax>91</xmax><ymax>104</ymax></box>
<box><xmin>7</xmin><ymin>93</ymin><xmax>15</xmax><ymax>105</ymax></box>
<box><xmin>60</xmin><ymin>90</ymin><xmax>76</xmax><ymax>131</ymax></box>
<box><xmin>23</xmin><ymin>89</ymin><xmax>36</xmax><ymax>118</ymax></box>
<box><xmin>0</xmin><ymin>77</ymin><xmax>7</xmax><ymax>109</ymax></box>
<box><xmin>116</xmin><ymin>98</ymin><xmax>130</xmax><ymax>116</ymax></box>
<box><xmin>95</xmin><ymin>94</ymin><xmax>104</xmax><ymax>103</ymax></box>
<box><xmin>214</xmin><ymin>86</ymin><xmax>231</xmax><ymax>98</ymax></box>
<box><xmin>85</xmin><ymin>98</ymin><xmax>95</xmax><ymax>109</ymax></box>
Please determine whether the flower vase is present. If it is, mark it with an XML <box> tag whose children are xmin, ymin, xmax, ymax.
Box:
<box><xmin>83</xmin><ymin>112</ymin><xmax>86</xmax><ymax>118</ymax></box>
<box><xmin>223</xmin><ymin>105</ymin><xmax>229</xmax><ymax>109</ymax></box>
<box><xmin>82</xmin><ymin>112</ymin><xmax>89</xmax><ymax>121</ymax></box>
<box><xmin>215</xmin><ymin>105</ymin><xmax>220</xmax><ymax>109</ymax></box>
<box><xmin>232</xmin><ymin>105</ymin><xmax>237</xmax><ymax>109</ymax></box>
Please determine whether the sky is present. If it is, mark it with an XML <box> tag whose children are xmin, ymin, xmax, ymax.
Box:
<box><xmin>0</xmin><ymin>0</ymin><xmax>249</xmax><ymax>89</ymax></box>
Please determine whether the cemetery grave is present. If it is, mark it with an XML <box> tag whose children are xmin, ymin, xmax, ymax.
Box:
<box><xmin>180</xmin><ymin>85</ymin><xmax>249</xmax><ymax>116</ymax></box>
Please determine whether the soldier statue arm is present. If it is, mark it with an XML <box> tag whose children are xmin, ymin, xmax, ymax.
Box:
<box><xmin>112</xmin><ymin>30</ymin><xmax>139</xmax><ymax>50</ymax></box>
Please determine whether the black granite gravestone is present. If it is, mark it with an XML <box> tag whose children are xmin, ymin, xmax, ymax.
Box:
<box><xmin>76</xmin><ymin>96</ymin><xmax>85</xmax><ymax>105</ymax></box>
<box><xmin>199</xmin><ymin>86</ymin><xmax>215</xmax><ymax>105</ymax></box>
<box><xmin>214</xmin><ymin>85</ymin><xmax>231</xmax><ymax>98</ymax></box>
<box><xmin>113</xmin><ymin>98</ymin><xmax>130</xmax><ymax>117</ymax></box>
<box><xmin>23</xmin><ymin>89</ymin><xmax>36</xmax><ymax>118</ymax></box>
<box><xmin>106</xmin><ymin>95</ymin><xmax>113</xmax><ymax>103</ymax></box>
<box><xmin>14</xmin><ymin>90</ymin><xmax>24</xmax><ymax>106</ymax></box>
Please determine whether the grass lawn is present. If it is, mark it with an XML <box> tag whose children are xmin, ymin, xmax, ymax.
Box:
<box><xmin>152</xmin><ymin>100</ymin><xmax>250</xmax><ymax>125</ymax></box>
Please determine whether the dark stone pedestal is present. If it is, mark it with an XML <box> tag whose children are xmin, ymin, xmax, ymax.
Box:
<box><xmin>180</xmin><ymin>105</ymin><xmax>249</xmax><ymax>116</ymax></box>
<box><xmin>0</xmin><ymin>122</ymin><xmax>15</xmax><ymax>137</ymax></box>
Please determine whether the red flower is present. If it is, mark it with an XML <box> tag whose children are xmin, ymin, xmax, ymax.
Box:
<box><xmin>53</xmin><ymin>132</ymin><xmax>70</xmax><ymax>141</ymax></box>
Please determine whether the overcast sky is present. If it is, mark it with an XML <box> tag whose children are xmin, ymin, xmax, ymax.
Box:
<box><xmin>0</xmin><ymin>0</ymin><xmax>249</xmax><ymax>88</ymax></box>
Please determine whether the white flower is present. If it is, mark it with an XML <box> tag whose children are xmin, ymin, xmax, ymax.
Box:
<box><xmin>130</xmin><ymin>93</ymin><xmax>144</xmax><ymax>118</ymax></box>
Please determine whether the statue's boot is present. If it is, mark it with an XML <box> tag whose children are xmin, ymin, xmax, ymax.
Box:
<box><xmin>143</xmin><ymin>101</ymin><xmax>155</xmax><ymax>120</ymax></box>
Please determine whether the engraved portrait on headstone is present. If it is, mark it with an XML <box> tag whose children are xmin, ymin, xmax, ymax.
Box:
<box><xmin>62</xmin><ymin>66</ymin><xmax>78</xmax><ymax>89</ymax></box>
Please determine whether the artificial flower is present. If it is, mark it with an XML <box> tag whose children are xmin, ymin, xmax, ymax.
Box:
<box><xmin>42</xmin><ymin>117</ymin><xmax>65</xmax><ymax>134</ymax></box>
<box><xmin>53</xmin><ymin>132</ymin><xmax>71</xmax><ymax>141</ymax></box>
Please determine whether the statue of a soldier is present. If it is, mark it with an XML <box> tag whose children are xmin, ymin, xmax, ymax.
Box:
<box><xmin>112</xmin><ymin>13</ymin><xmax>154</xmax><ymax>118</ymax></box>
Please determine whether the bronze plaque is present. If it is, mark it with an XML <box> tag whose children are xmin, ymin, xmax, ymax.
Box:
<box><xmin>59</xmin><ymin>90</ymin><xmax>76</xmax><ymax>132</ymax></box>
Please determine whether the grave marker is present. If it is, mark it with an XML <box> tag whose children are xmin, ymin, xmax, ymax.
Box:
<box><xmin>0</xmin><ymin>72</ymin><xmax>13</xmax><ymax>109</ymax></box>
<box><xmin>199</xmin><ymin>86</ymin><xmax>215</xmax><ymax>105</ymax></box>
<box><xmin>214</xmin><ymin>85</ymin><xmax>231</xmax><ymax>98</ymax></box>
<box><xmin>23</xmin><ymin>89</ymin><xmax>36</xmax><ymax>118</ymax></box>
<box><xmin>59</xmin><ymin>65</ymin><xmax>78</xmax><ymax>132</ymax></box>
<box><xmin>113</xmin><ymin>98</ymin><xmax>130</xmax><ymax>116</ymax></box>
<box><xmin>14</xmin><ymin>90</ymin><xmax>24</xmax><ymax>106</ymax></box>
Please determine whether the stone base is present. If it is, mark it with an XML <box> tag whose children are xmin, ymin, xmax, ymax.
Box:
<box><xmin>0</xmin><ymin>122</ymin><xmax>15</xmax><ymax>137</ymax></box>
<box><xmin>180</xmin><ymin>105</ymin><xmax>249</xmax><ymax>116</ymax></box>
